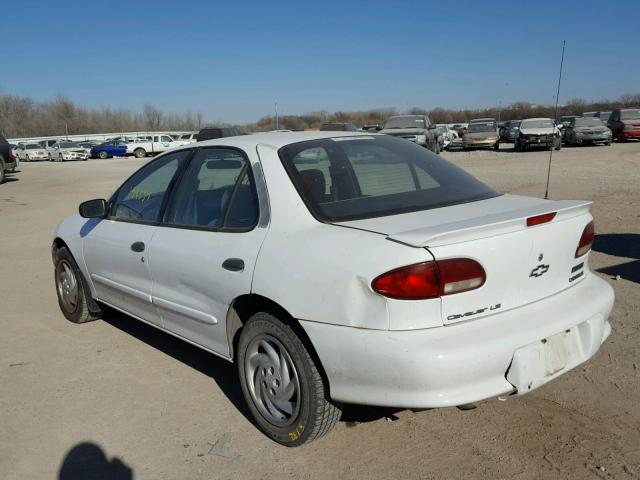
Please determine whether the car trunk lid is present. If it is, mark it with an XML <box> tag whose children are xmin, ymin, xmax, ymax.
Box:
<box><xmin>335</xmin><ymin>195</ymin><xmax>593</xmax><ymax>324</ymax></box>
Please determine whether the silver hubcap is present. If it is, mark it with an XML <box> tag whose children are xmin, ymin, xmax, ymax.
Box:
<box><xmin>245</xmin><ymin>335</ymin><xmax>300</xmax><ymax>427</ymax></box>
<box><xmin>56</xmin><ymin>260</ymin><xmax>79</xmax><ymax>313</ymax></box>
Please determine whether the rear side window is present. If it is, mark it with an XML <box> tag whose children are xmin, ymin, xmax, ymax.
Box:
<box><xmin>164</xmin><ymin>148</ymin><xmax>258</xmax><ymax>230</ymax></box>
<box><xmin>279</xmin><ymin>136</ymin><xmax>498</xmax><ymax>222</ymax></box>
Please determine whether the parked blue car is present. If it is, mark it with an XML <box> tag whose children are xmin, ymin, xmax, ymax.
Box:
<box><xmin>90</xmin><ymin>141</ymin><xmax>127</xmax><ymax>159</ymax></box>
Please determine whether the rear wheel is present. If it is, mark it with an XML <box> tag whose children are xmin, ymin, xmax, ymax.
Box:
<box><xmin>54</xmin><ymin>247</ymin><xmax>102</xmax><ymax>323</ymax></box>
<box><xmin>134</xmin><ymin>148</ymin><xmax>147</xmax><ymax>158</ymax></box>
<box><xmin>238</xmin><ymin>312</ymin><xmax>342</xmax><ymax>446</ymax></box>
<box><xmin>98</xmin><ymin>151</ymin><xmax>108</xmax><ymax>159</ymax></box>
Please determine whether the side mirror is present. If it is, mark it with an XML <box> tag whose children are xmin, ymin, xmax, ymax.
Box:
<box><xmin>79</xmin><ymin>199</ymin><xmax>108</xmax><ymax>219</ymax></box>
<box><xmin>428</xmin><ymin>124</ymin><xmax>437</xmax><ymax>129</ymax></box>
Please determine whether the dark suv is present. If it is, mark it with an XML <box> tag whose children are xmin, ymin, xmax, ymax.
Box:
<box><xmin>0</xmin><ymin>135</ymin><xmax>18</xmax><ymax>184</ymax></box>
<box><xmin>196</xmin><ymin>127</ymin><xmax>242</xmax><ymax>142</ymax></box>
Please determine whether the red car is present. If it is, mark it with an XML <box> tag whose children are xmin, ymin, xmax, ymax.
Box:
<box><xmin>607</xmin><ymin>108</ymin><xmax>640</xmax><ymax>141</ymax></box>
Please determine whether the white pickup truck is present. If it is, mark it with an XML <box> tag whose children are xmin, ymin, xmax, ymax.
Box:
<box><xmin>126</xmin><ymin>134</ymin><xmax>181</xmax><ymax>158</ymax></box>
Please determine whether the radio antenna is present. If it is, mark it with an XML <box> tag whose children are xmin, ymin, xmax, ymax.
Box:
<box><xmin>544</xmin><ymin>40</ymin><xmax>566</xmax><ymax>199</ymax></box>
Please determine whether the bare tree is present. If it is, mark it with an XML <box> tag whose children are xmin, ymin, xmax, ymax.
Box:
<box><xmin>143</xmin><ymin>104</ymin><xmax>163</xmax><ymax>130</ymax></box>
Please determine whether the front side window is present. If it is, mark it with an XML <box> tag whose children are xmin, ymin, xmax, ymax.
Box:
<box><xmin>161</xmin><ymin>136</ymin><xmax>173</xmax><ymax>143</ymax></box>
<box><xmin>279</xmin><ymin>136</ymin><xmax>498</xmax><ymax>222</ymax></box>
<box><xmin>165</xmin><ymin>148</ymin><xmax>258</xmax><ymax>230</ymax></box>
<box><xmin>110</xmin><ymin>150</ymin><xmax>190</xmax><ymax>223</ymax></box>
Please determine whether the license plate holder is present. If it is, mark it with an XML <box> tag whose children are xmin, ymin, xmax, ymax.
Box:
<box><xmin>506</xmin><ymin>328</ymin><xmax>582</xmax><ymax>394</ymax></box>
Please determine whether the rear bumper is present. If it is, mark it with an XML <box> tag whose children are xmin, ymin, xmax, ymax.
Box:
<box><xmin>3</xmin><ymin>159</ymin><xmax>17</xmax><ymax>170</ymax></box>
<box><xmin>519</xmin><ymin>137</ymin><xmax>555</xmax><ymax>147</ymax></box>
<box><xmin>463</xmin><ymin>139</ymin><xmax>497</xmax><ymax>148</ymax></box>
<box><xmin>302</xmin><ymin>273</ymin><xmax>614</xmax><ymax>408</ymax></box>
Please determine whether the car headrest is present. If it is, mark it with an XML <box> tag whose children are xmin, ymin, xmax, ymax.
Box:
<box><xmin>300</xmin><ymin>169</ymin><xmax>326</xmax><ymax>202</ymax></box>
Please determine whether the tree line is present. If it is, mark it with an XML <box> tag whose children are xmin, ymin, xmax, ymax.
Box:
<box><xmin>1</xmin><ymin>92</ymin><xmax>639</xmax><ymax>138</ymax></box>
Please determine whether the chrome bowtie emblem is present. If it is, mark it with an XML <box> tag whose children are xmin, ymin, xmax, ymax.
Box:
<box><xmin>530</xmin><ymin>264</ymin><xmax>550</xmax><ymax>278</ymax></box>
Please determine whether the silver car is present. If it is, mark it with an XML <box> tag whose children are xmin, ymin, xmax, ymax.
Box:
<box><xmin>49</xmin><ymin>142</ymin><xmax>90</xmax><ymax>162</ymax></box>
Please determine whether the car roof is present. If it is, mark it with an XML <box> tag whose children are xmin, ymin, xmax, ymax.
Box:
<box><xmin>193</xmin><ymin>131</ymin><xmax>382</xmax><ymax>150</ymax></box>
<box><xmin>522</xmin><ymin>117</ymin><xmax>553</xmax><ymax>122</ymax></box>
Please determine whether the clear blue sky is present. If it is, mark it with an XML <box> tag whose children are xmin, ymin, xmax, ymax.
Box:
<box><xmin>3</xmin><ymin>0</ymin><xmax>639</xmax><ymax>123</ymax></box>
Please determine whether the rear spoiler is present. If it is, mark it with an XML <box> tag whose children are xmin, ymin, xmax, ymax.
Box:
<box><xmin>388</xmin><ymin>200</ymin><xmax>592</xmax><ymax>248</ymax></box>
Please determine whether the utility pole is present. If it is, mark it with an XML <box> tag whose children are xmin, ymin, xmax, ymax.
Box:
<box><xmin>275</xmin><ymin>102</ymin><xmax>279</xmax><ymax>130</ymax></box>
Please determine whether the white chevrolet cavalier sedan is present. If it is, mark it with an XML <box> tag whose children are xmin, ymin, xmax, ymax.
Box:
<box><xmin>52</xmin><ymin>132</ymin><xmax>614</xmax><ymax>445</ymax></box>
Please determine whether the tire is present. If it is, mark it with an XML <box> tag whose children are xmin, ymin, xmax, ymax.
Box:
<box><xmin>493</xmin><ymin>141</ymin><xmax>500</xmax><ymax>151</ymax></box>
<box><xmin>433</xmin><ymin>142</ymin><xmax>440</xmax><ymax>155</ymax></box>
<box><xmin>25</xmin><ymin>155</ymin><xmax>30</xmax><ymax>162</ymax></box>
<box><xmin>134</xmin><ymin>148</ymin><xmax>147</xmax><ymax>158</ymax></box>
<box><xmin>0</xmin><ymin>162</ymin><xmax>5</xmax><ymax>184</ymax></box>
<box><xmin>554</xmin><ymin>137</ymin><xmax>562</xmax><ymax>151</ymax></box>
<box><xmin>58</xmin><ymin>154</ymin><xmax>63</xmax><ymax>162</ymax></box>
<box><xmin>98</xmin><ymin>151</ymin><xmax>108</xmax><ymax>159</ymax></box>
<box><xmin>54</xmin><ymin>247</ymin><xmax>102</xmax><ymax>324</ymax></box>
<box><xmin>238</xmin><ymin>312</ymin><xmax>342</xmax><ymax>446</ymax></box>
<box><xmin>48</xmin><ymin>154</ymin><xmax>53</xmax><ymax>162</ymax></box>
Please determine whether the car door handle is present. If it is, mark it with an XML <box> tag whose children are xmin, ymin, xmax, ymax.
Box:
<box><xmin>222</xmin><ymin>258</ymin><xmax>244</xmax><ymax>272</ymax></box>
<box><xmin>131</xmin><ymin>241</ymin><xmax>145</xmax><ymax>253</ymax></box>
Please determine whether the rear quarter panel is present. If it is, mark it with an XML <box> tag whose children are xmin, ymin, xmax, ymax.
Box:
<box><xmin>252</xmin><ymin>144</ymin><xmax>441</xmax><ymax>330</ymax></box>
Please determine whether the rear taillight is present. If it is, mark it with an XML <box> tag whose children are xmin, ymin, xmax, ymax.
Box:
<box><xmin>371</xmin><ymin>259</ymin><xmax>486</xmax><ymax>300</ymax></box>
<box><xmin>575</xmin><ymin>221</ymin><xmax>595</xmax><ymax>258</ymax></box>
<box><xmin>527</xmin><ymin>212</ymin><xmax>556</xmax><ymax>226</ymax></box>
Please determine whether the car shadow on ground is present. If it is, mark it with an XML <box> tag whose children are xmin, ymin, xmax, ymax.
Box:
<box><xmin>58</xmin><ymin>442</ymin><xmax>132</xmax><ymax>480</ymax></box>
<box><xmin>102</xmin><ymin>309</ymin><xmax>409</xmax><ymax>427</ymax></box>
<box><xmin>593</xmin><ymin>233</ymin><xmax>640</xmax><ymax>284</ymax></box>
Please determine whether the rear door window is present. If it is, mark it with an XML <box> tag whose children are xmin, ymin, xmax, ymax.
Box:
<box><xmin>164</xmin><ymin>148</ymin><xmax>259</xmax><ymax>230</ymax></box>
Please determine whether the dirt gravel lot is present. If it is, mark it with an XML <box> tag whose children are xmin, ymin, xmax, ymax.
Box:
<box><xmin>1</xmin><ymin>142</ymin><xmax>639</xmax><ymax>479</ymax></box>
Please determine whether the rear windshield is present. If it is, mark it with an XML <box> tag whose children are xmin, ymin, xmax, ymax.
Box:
<box><xmin>384</xmin><ymin>117</ymin><xmax>426</xmax><ymax>129</ymax></box>
<box><xmin>467</xmin><ymin>123</ymin><xmax>495</xmax><ymax>133</ymax></box>
<box><xmin>574</xmin><ymin>118</ymin><xmax>604</xmax><ymax>127</ymax></box>
<box><xmin>279</xmin><ymin>136</ymin><xmax>499</xmax><ymax>222</ymax></box>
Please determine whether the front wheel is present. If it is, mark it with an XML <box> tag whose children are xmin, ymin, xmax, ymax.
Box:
<box><xmin>238</xmin><ymin>313</ymin><xmax>342</xmax><ymax>446</ymax></box>
<box><xmin>54</xmin><ymin>247</ymin><xmax>102</xmax><ymax>323</ymax></box>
